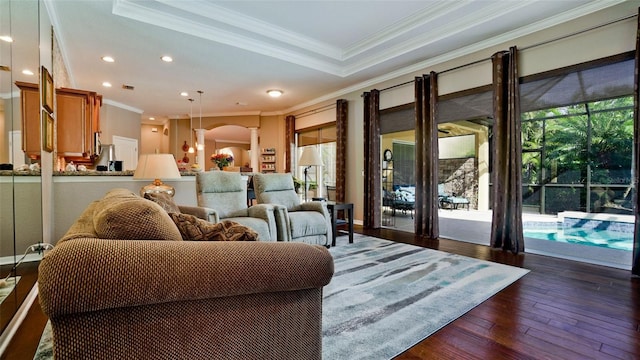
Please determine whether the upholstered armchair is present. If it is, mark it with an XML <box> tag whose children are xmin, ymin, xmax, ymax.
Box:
<box><xmin>253</xmin><ymin>173</ymin><xmax>332</xmax><ymax>246</ymax></box>
<box><xmin>196</xmin><ymin>171</ymin><xmax>278</xmax><ymax>241</ymax></box>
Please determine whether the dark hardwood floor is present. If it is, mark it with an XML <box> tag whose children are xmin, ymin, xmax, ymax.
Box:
<box><xmin>3</xmin><ymin>226</ymin><xmax>639</xmax><ymax>360</ymax></box>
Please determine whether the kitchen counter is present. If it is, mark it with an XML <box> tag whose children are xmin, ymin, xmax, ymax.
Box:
<box><xmin>53</xmin><ymin>170</ymin><xmax>200</xmax><ymax>176</ymax></box>
<box><xmin>3</xmin><ymin>170</ymin><xmax>255</xmax><ymax>177</ymax></box>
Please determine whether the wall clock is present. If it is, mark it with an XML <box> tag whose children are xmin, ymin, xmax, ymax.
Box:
<box><xmin>383</xmin><ymin>149</ymin><xmax>393</xmax><ymax>161</ymax></box>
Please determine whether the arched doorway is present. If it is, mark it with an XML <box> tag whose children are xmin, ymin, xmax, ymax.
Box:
<box><xmin>204</xmin><ymin>125</ymin><xmax>251</xmax><ymax>171</ymax></box>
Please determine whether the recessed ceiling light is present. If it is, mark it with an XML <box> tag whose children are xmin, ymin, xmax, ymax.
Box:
<box><xmin>161</xmin><ymin>55</ymin><xmax>173</xmax><ymax>62</ymax></box>
<box><xmin>267</xmin><ymin>89</ymin><xmax>283</xmax><ymax>98</ymax></box>
<box><xmin>149</xmin><ymin>117</ymin><xmax>155</xmax><ymax>120</ymax></box>
<box><xmin>180</xmin><ymin>91</ymin><xmax>188</xmax><ymax>97</ymax></box>
<box><xmin>102</xmin><ymin>82</ymin><xmax>112</xmax><ymax>87</ymax></box>
<box><xmin>22</xmin><ymin>69</ymin><xmax>34</xmax><ymax>76</ymax></box>
<box><xmin>0</xmin><ymin>36</ymin><xmax>13</xmax><ymax>43</ymax></box>
<box><xmin>101</xmin><ymin>56</ymin><xmax>115</xmax><ymax>63</ymax></box>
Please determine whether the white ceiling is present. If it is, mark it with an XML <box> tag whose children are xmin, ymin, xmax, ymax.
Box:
<box><xmin>6</xmin><ymin>0</ymin><xmax>628</xmax><ymax>143</ymax></box>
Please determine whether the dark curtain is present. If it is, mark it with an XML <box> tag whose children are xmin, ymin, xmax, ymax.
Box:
<box><xmin>336</xmin><ymin>99</ymin><xmax>348</xmax><ymax>203</ymax></box>
<box><xmin>363</xmin><ymin>90</ymin><xmax>381</xmax><ymax>228</ymax></box>
<box><xmin>285</xmin><ymin>115</ymin><xmax>295</xmax><ymax>173</ymax></box>
<box><xmin>490</xmin><ymin>47</ymin><xmax>524</xmax><ymax>254</ymax></box>
<box><xmin>414</xmin><ymin>72</ymin><xmax>439</xmax><ymax>239</ymax></box>
<box><xmin>632</xmin><ymin>8</ymin><xmax>640</xmax><ymax>276</ymax></box>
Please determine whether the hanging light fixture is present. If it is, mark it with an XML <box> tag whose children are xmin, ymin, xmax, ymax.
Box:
<box><xmin>196</xmin><ymin>90</ymin><xmax>204</xmax><ymax>151</ymax></box>
<box><xmin>188</xmin><ymin>98</ymin><xmax>195</xmax><ymax>154</ymax></box>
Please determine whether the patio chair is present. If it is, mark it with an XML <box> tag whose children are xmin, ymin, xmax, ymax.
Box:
<box><xmin>438</xmin><ymin>183</ymin><xmax>470</xmax><ymax>210</ymax></box>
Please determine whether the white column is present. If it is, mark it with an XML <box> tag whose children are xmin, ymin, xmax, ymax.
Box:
<box><xmin>250</xmin><ymin>127</ymin><xmax>259</xmax><ymax>172</ymax></box>
<box><xmin>195</xmin><ymin>129</ymin><xmax>206</xmax><ymax>167</ymax></box>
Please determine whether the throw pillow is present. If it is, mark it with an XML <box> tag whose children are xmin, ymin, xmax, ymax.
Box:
<box><xmin>93</xmin><ymin>192</ymin><xmax>183</xmax><ymax>241</ymax></box>
<box><xmin>144</xmin><ymin>192</ymin><xmax>181</xmax><ymax>214</ymax></box>
<box><xmin>169</xmin><ymin>213</ymin><xmax>258</xmax><ymax>241</ymax></box>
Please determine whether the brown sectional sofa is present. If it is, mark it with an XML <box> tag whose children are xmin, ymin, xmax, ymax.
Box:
<box><xmin>38</xmin><ymin>188</ymin><xmax>334</xmax><ymax>359</ymax></box>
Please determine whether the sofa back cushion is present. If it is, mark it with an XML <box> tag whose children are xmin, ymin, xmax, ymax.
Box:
<box><xmin>92</xmin><ymin>189</ymin><xmax>182</xmax><ymax>241</ymax></box>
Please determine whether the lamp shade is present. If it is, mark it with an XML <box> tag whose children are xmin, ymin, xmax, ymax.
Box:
<box><xmin>298</xmin><ymin>147</ymin><xmax>323</xmax><ymax>167</ymax></box>
<box><xmin>134</xmin><ymin>154</ymin><xmax>181</xmax><ymax>180</ymax></box>
<box><xmin>134</xmin><ymin>154</ymin><xmax>181</xmax><ymax>197</ymax></box>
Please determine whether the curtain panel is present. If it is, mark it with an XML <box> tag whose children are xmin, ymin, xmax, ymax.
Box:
<box><xmin>414</xmin><ymin>72</ymin><xmax>440</xmax><ymax>239</ymax></box>
<box><xmin>490</xmin><ymin>47</ymin><xmax>524</xmax><ymax>254</ymax></box>
<box><xmin>363</xmin><ymin>90</ymin><xmax>381</xmax><ymax>228</ymax></box>
<box><xmin>285</xmin><ymin>115</ymin><xmax>295</xmax><ymax>174</ymax></box>
<box><xmin>632</xmin><ymin>8</ymin><xmax>640</xmax><ymax>276</ymax></box>
<box><xmin>336</xmin><ymin>99</ymin><xmax>348</xmax><ymax>203</ymax></box>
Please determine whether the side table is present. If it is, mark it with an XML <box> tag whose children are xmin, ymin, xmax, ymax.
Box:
<box><xmin>326</xmin><ymin>202</ymin><xmax>354</xmax><ymax>247</ymax></box>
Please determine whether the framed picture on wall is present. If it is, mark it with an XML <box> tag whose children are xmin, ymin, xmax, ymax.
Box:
<box><xmin>42</xmin><ymin>65</ymin><xmax>54</xmax><ymax>113</ymax></box>
<box><xmin>42</xmin><ymin>110</ymin><xmax>54</xmax><ymax>152</ymax></box>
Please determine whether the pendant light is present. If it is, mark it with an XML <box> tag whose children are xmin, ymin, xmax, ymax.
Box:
<box><xmin>188</xmin><ymin>98</ymin><xmax>195</xmax><ymax>154</ymax></box>
<box><xmin>196</xmin><ymin>90</ymin><xmax>204</xmax><ymax>151</ymax></box>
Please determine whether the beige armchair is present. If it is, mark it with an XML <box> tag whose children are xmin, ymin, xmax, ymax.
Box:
<box><xmin>196</xmin><ymin>171</ymin><xmax>278</xmax><ymax>241</ymax></box>
<box><xmin>253</xmin><ymin>173</ymin><xmax>332</xmax><ymax>246</ymax></box>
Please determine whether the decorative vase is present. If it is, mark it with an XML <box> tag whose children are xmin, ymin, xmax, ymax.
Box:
<box><xmin>182</xmin><ymin>140</ymin><xmax>189</xmax><ymax>152</ymax></box>
<box><xmin>182</xmin><ymin>153</ymin><xmax>189</xmax><ymax>163</ymax></box>
<box><xmin>218</xmin><ymin>164</ymin><xmax>224</xmax><ymax>170</ymax></box>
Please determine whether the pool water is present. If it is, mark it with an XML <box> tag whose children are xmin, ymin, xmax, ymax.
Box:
<box><xmin>523</xmin><ymin>226</ymin><xmax>633</xmax><ymax>251</ymax></box>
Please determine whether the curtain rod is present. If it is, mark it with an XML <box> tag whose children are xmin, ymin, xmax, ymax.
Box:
<box><xmin>379</xmin><ymin>12</ymin><xmax>636</xmax><ymax>93</ymax></box>
<box><xmin>294</xmin><ymin>103</ymin><xmax>336</xmax><ymax>119</ymax></box>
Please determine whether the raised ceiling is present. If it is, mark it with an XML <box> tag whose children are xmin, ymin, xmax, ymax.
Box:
<box><xmin>46</xmin><ymin>0</ymin><xmax>624</xmax><ymax>124</ymax></box>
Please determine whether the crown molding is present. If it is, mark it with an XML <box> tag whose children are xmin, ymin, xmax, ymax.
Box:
<box><xmin>112</xmin><ymin>0</ymin><xmax>624</xmax><ymax>79</ymax></box>
<box><xmin>342</xmin><ymin>1</ymin><xmax>468</xmax><ymax>60</ymax></box>
<box><xmin>282</xmin><ymin>0</ymin><xmax>627</xmax><ymax>114</ymax></box>
<box><xmin>112</xmin><ymin>0</ymin><xmax>344</xmax><ymax>76</ymax></box>
<box><xmin>103</xmin><ymin>99</ymin><xmax>143</xmax><ymax>114</ymax></box>
<box><xmin>155</xmin><ymin>0</ymin><xmax>342</xmax><ymax>59</ymax></box>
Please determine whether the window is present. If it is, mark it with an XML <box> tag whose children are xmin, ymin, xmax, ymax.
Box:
<box><xmin>521</xmin><ymin>97</ymin><xmax>633</xmax><ymax>214</ymax></box>
<box><xmin>296</xmin><ymin>125</ymin><xmax>337</xmax><ymax>191</ymax></box>
<box><xmin>519</xmin><ymin>54</ymin><xmax>634</xmax><ymax>215</ymax></box>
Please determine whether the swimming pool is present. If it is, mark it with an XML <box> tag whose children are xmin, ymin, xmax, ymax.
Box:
<box><xmin>523</xmin><ymin>227</ymin><xmax>633</xmax><ymax>251</ymax></box>
<box><xmin>523</xmin><ymin>211</ymin><xmax>634</xmax><ymax>252</ymax></box>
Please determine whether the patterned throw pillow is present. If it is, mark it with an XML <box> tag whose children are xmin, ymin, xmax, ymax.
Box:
<box><xmin>169</xmin><ymin>213</ymin><xmax>258</xmax><ymax>241</ymax></box>
<box><xmin>144</xmin><ymin>192</ymin><xmax>181</xmax><ymax>214</ymax></box>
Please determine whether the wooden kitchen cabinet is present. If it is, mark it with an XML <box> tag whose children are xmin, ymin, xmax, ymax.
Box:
<box><xmin>56</xmin><ymin>87</ymin><xmax>102</xmax><ymax>162</ymax></box>
<box><xmin>15</xmin><ymin>81</ymin><xmax>41</xmax><ymax>160</ymax></box>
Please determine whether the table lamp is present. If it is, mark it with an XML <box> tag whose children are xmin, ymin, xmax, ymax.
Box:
<box><xmin>298</xmin><ymin>147</ymin><xmax>323</xmax><ymax>202</ymax></box>
<box><xmin>133</xmin><ymin>154</ymin><xmax>182</xmax><ymax>197</ymax></box>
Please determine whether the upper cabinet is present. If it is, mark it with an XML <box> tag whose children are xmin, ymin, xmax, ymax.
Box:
<box><xmin>56</xmin><ymin>87</ymin><xmax>102</xmax><ymax>162</ymax></box>
<box><xmin>15</xmin><ymin>81</ymin><xmax>41</xmax><ymax>160</ymax></box>
<box><xmin>15</xmin><ymin>83</ymin><xmax>102</xmax><ymax>163</ymax></box>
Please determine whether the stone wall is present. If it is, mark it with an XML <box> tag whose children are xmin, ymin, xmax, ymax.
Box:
<box><xmin>438</xmin><ymin>157</ymin><xmax>477</xmax><ymax>209</ymax></box>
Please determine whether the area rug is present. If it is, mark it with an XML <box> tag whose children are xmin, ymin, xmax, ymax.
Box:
<box><xmin>322</xmin><ymin>234</ymin><xmax>529</xmax><ymax>359</ymax></box>
<box><xmin>33</xmin><ymin>235</ymin><xmax>528</xmax><ymax>360</ymax></box>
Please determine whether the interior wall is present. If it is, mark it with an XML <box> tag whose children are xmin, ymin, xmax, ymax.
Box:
<box><xmin>289</xmin><ymin>3</ymin><xmax>637</xmax><ymax>224</ymax></box>
<box><xmin>294</xmin><ymin>103</ymin><xmax>335</xmax><ymax>130</ymax></box>
<box><xmin>259</xmin><ymin>114</ymin><xmax>285</xmax><ymax>172</ymax></box>
<box><xmin>100</xmin><ymin>103</ymin><xmax>141</xmax><ymax>149</ymax></box>
<box><xmin>378</xmin><ymin>3</ymin><xmax>636</xmax><ymax>110</ymax></box>
<box><xmin>140</xmin><ymin>124</ymin><xmax>164</xmax><ymax>155</ymax></box>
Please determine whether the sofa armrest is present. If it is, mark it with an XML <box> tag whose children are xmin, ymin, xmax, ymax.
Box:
<box><xmin>178</xmin><ymin>205</ymin><xmax>218</xmax><ymax>223</ymax></box>
<box><xmin>296</xmin><ymin>202</ymin><xmax>332</xmax><ymax>246</ymax></box>
<box><xmin>298</xmin><ymin>201</ymin><xmax>328</xmax><ymax>215</ymax></box>
<box><xmin>39</xmin><ymin>239</ymin><xmax>334</xmax><ymax>318</ymax></box>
